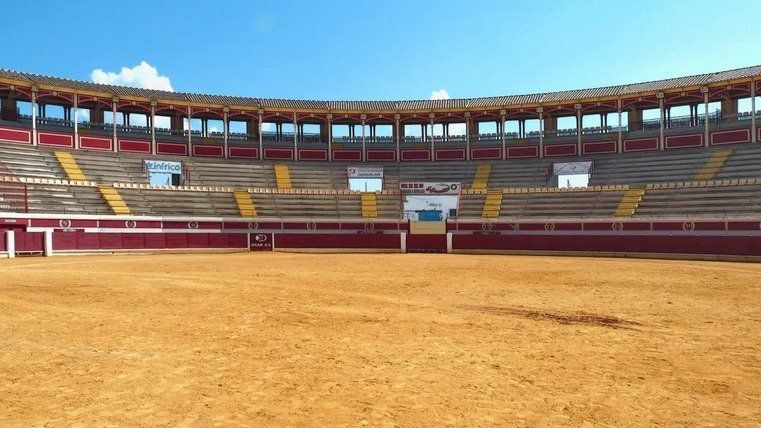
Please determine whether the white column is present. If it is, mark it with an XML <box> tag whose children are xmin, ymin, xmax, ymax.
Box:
<box><xmin>327</xmin><ymin>115</ymin><xmax>333</xmax><ymax>162</ymax></box>
<box><xmin>112</xmin><ymin>99</ymin><xmax>118</xmax><ymax>152</ymax></box>
<box><xmin>538</xmin><ymin>108</ymin><xmax>544</xmax><ymax>159</ymax></box>
<box><xmin>617</xmin><ymin>99</ymin><xmax>623</xmax><ymax>153</ymax></box>
<box><xmin>73</xmin><ymin>93</ymin><xmax>79</xmax><ymax>149</ymax></box>
<box><xmin>150</xmin><ymin>104</ymin><xmax>157</xmax><ymax>154</ymax></box>
<box><xmin>223</xmin><ymin>109</ymin><xmax>229</xmax><ymax>158</ymax></box>
<box><xmin>395</xmin><ymin>115</ymin><xmax>401</xmax><ymax>163</ymax></box>
<box><xmin>43</xmin><ymin>230</ymin><xmax>53</xmax><ymax>257</ymax></box>
<box><xmin>186</xmin><ymin>105</ymin><xmax>192</xmax><ymax>154</ymax></box>
<box><xmin>703</xmin><ymin>90</ymin><xmax>710</xmax><ymax>147</ymax></box>
<box><xmin>361</xmin><ymin>115</ymin><xmax>367</xmax><ymax>162</ymax></box>
<box><xmin>500</xmin><ymin>112</ymin><xmax>506</xmax><ymax>160</ymax></box>
<box><xmin>5</xmin><ymin>230</ymin><xmax>15</xmax><ymax>259</ymax></box>
<box><xmin>293</xmin><ymin>112</ymin><xmax>298</xmax><ymax>161</ymax></box>
<box><xmin>400</xmin><ymin>232</ymin><xmax>407</xmax><ymax>253</ymax></box>
<box><xmin>752</xmin><ymin>82</ymin><xmax>757</xmax><ymax>143</ymax></box>
<box><xmin>446</xmin><ymin>232</ymin><xmax>453</xmax><ymax>254</ymax></box>
<box><xmin>31</xmin><ymin>90</ymin><xmax>37</xmax><ymax>146</ymax></box>
<box><xmin>658</xmin><ymin>94</ymin><xmax>665</xmax><ymax>150</ymax></box>
<box><xmin>429</xmin><ymin>115</ymin><xmax>435</xmax><ymax>162</ymax></box>
<box><xmin>465</xmin><ymin>113</ymin><xmax>471</xmax><ymax>161</ymax></box>
<box><xmin>258</xmin><ymin>113</ymin><xmax>264</xmax><ymax>160</ymax></box>
<box><xmin>575</xmin><ymin>105</ymin><xmax>582</xmax><ymax>155</ymax></box>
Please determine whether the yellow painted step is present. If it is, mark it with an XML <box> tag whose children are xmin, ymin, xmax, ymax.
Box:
<box><xmin>471</xmin><ymin>164</ymin><xmax>492</xmax><ymax>190</ymax></box>
<box><xmin>97</xmin><ymin>184</ymin><xmax>131</xmax><ymax>215</ymax></box>
<box><xmin>481</xmin><ymin>189</ymin><xmax>502</xmax><ymax>218</ymax></box>
<box><xmin>613</xmin><ymin>188</ymin><xmax>646</xmax><ymax>217</ymax></box>
<box><xmin>360</xmin><ymin>192</ymin><xmax>378</xmax><ymax>218</ymax></box>
<box><xmin>54</xmin><ymin>151</ymin><xmax>86</xmax><ymax>181</ymax></box>
<box><xmin>694</xmin><ymin>150</ymin><xmax>732</xmax><ymax>181</ymax></box>
<box><xmin>233</xmin><ymin>189</ymin><xmax>257</xmax><ymax>218</ymax></box>
<box><xmin>274</xmin><ymin>163</ymin><xmax>292</xmax><ymax>189</ymax></box>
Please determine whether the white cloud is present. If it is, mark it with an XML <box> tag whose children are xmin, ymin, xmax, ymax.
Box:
<box><xmin>430</xmin><ymin>89</ymin><xmax>465</xmax><ymax>136</ymax></box>
<box><xmin>91</xmin><ymin>61</ymin><xmax>174</xmax><ymax>91</ymax></box>
<box><xmin>430</xmin><ymin>89</ymin><xmax>450</xmax><ymax>100</ymax></box>
<box><xmin>260</xmin><ymin>122</ymin><xmax>274</xmax><ymax>132</ymax></box>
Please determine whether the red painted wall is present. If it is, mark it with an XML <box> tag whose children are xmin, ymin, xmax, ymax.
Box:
<box><xmin>274</xmin><ymin>233</ymin><xmax>401</xmax><ymax>249</ymax></box>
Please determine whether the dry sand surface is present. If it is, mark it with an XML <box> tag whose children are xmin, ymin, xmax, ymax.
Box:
<box><xmin>0</xmin><ymin>252</ymin><xmax>759</xmax><ymax>426</ymax></box>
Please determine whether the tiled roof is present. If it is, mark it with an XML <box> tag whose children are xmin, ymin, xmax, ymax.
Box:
<box><xmin>1</xmin><ymin>65</ymin><xmax>759</xmax><ymax>112</ymax></box>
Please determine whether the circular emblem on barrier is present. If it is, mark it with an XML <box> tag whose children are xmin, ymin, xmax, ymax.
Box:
<box><xmin>59</xmin><ymin>219</ymin><xmax>71</xmax><ymax>228</ymax></box>
<box><xmin>545</xmin><ymin>222</ymin><xmax>556</xmax><ymax>231</ymax></box>
<box><xmin>682</xmin><ymin>221</ymin><xmax>695</xmax><ymax>231</ymax></box>
<box><xmin>612</xmin><ymin>222</ymin><xmax>624</xmax><ymax>231</ymax></box>
<box><xmin>188</xmin><ymin>221</ymin><xmax>199</xmax><ymax>230</ymax></box>
<box><xmin>306</xmin><ymin>222</ymin><xmax>317</xmax><ymax>230</ymax></box>
<box><xmin>481</xmin><ymin>222</ymin><xmax>493</xmax><ymax>231</ymax></box>
<box><xmin>125</xmin><ymin>220</ymin><xmax>137</xmax><ymax>229</ymax></box>
<box><xmin>363</xmin><ymin>222</ymin><xmax>375</xmax><ymax>232</ymax></box>
<box><xmin>254</xmin><ymin>233</ymin><xmax>268</xmax><ymax>243</ymax></box>
<box><xmin>248</xmin><ymin>221</ymin><xmax>259</xmax><ymax>230</ymax></box>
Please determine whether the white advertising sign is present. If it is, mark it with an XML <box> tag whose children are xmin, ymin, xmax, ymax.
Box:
<box><xmin>144</xmin><ymin>160</ymin><xmax>183</xmax><ymax>174</ymax></box>
<box><xmin>347</xmin><ymin>165</ymin><xmax>384</xmax><ymax>179</ymax></box>
<box><xmin>553</xmin><ymin>161</ymin><xmax>593</xmax><ymax>175</ymax></box>
<box><xmin>399</xmin><ymin>182</ymin><xmax>461</xmax><ymax>195</ymax></box>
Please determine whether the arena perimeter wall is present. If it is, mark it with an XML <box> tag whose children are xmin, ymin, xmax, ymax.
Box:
<box><xmin>1</xmin><ymin>214</ymin><xmax>761</xmax><ymax>260</ymax></box>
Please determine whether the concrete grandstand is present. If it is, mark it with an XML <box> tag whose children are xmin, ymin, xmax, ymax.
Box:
<box><xmin>1</xmin><ymin>66</ymin><xmax>760</xmax><ymax>258</ymax></box>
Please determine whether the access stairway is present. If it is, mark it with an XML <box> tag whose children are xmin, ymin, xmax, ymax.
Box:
<box><xmin>97</xmin><ymin>184</ymin><xmax>131</xmax><ymax>215</ymax></box>
<box><xmin>233</xmin><ymin>189</ymin><xmax>257</xmax><ymax>217</ymax></box>
<box><xmin>481</xmin><ymin>189</ymin><xmax>503</xmax><ymax>218</ymax></box>
<box><xmin>694</xmin><ymin>150</ymin><xmax>732</xmax><ymax>181</ymax></box>
<box><xmin>613</xmin><ymin>188</ymin><xmax>646</xmax><ymax>217</ymax></box>
<box><xmin>54</xmin><ymin>151</ymin><xmax>86</xmax><ymax>181</ymax></box>
<box><xmin>471</xmin><ymin>164</ymin><xmax>491</xmax><ymax>190</ymax></box>
<box><xmin>360</xmin><ymin>192</ymin><xmax>378</xmax><ymax>218</ymax></box>
<box><xmin>274</xmin><ymin>163</ymin><xmax>292</xmax><ymax>189</ymax></box>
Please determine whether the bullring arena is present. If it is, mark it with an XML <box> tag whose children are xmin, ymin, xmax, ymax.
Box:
<box><xmin>1</xmin><ymin>253</ymin><xmax>759</xmax><ymax>425</ymax></box>
<box><xmin>1</xmin><ymin>64</ymin><xmax>761</xmax><ymax>425</ymax></box>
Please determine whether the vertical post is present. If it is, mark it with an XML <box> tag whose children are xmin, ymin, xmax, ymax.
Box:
<box><xmin>400</xmin><ymin>232</ymin><xmax>407</xmax><ymax>253</ymax></box>
<box><xmin>150</xmin><ymin>102</ymin><xmax>157</xmax><ymax>154</ymax></box>
<box><xmin>73</xmin><ymin>93</ymin><xmax>79</xmax><ymax>150</ymax></box>
<box><xmin>465</xmin><ymin>112</ymin><xmax>471</xmax><ymax>161</ymax></box>
<box><xmin>43</xmin><ymin>230</ymin><xmax>53</xmax><ymax>257</ymax></box>
<box><xmin>293</xmin><ymin>112</ymin><xmax>298</xmax><ymax>161</ymax></box>
<box><xmin>223</xmin><ymin>108</ymin><xmax>229</xmax><ymax>158</ymax></box>
<box><xmin>446</xmin><ymin>232</ymin><xmax>453</xmax><ymax>254</ymax></box>
<box><xmin>656</xmin><ymin>92</ymin><xmax>665</xmax><ymax>150</ymax></box>
<box><xmin>429</xmin><ymin>114</ymin><xmax>435</xmax><ymax>162</ymax></box>
<box><xmin>500</xmin><ymin>111</ymin><xmax>506</xmax><ymax>160</ymax></box>
<box><xmin>617</xmin><ymin>98</ymin><xmax>623</xmax><ymax>153</ymax></box>
<box><xmin>186</xmin><ymin>105</ymin><xmax>192</xmax><ymax>155</ymax></box>
<box><xmin>395</xmin><ymin>115</ymin><xmax>401</xmax><ymax>163</ymax></box>
<box><xmin>361</xmin><ymin>115</ymin><xmax>366</xmax><ymax>162</ymax></box>
<box><xmin>5</xmin><ymin>230</ymin><xmax>15</xmax><ymax>259</ymax></box>
<box><xmin>31</xmin><ymin>88</ymin><xmax>37</xmax><ymax>146</ymax></box>
<box><xmin>752</xmin><ymin>81</ymin><xmax>757</xmax><ymax>143</ymax></box>
<box><xmin>575</xmin><ymin>104</ymin><xmax>582</xmax><ymax>155</ymax></box>
<box><xmin>703</xmin><ymin>88</ymin><xmax>710</xmax><ymax>147</ymax></box>
<box><xmin>327</xmin><ymin>114</ymin><xmax>333</xmax><ymax>161</ymax></box>
<box><xmin>112</xmin><ymin>99</ymin><xmax>118</xmax><ymax>152</ymax></box>
<box><xmin>538</xmin><ymin>108</ymin><xmax>544</xmax><ymax>159</ymax></box>
<box><xmin>258</xmin><ymin>112</ymin><xmax>264</xmax><ymax>160</ymax></box>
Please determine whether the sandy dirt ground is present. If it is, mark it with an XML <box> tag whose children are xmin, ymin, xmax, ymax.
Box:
<box><xmin>0</xmin><ymin>252</ymin><xmax>759</xmax><ymax>426</ymax></box>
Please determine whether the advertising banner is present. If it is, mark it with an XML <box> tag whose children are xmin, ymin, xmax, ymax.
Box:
<box><xmin>553</xmin><ymin>161</ymin><xmax>593</xmax><ymax>175</ymax></box>
<box><xmin>249</xmin><ymin>233</ymin><xmax>273</xmax><ymax>251</ymax></box>
<box><xmin>347</xmin><ymin>165</ymin><xmax>384</xmax><ymax>178</ymax></box>
<box><xmin>399</xmin><ymin>182</ymin><xmax>461</xmax><ymax>195</ymax></box>
<box><xmin>144</xmin><ymin>160</ymin><xmax>183</xmax><ymax>174</ymax></box>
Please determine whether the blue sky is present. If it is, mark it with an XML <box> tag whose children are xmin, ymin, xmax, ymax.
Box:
<box><xmin>1</xmin><ymin>0</ymin><xmax>760</xmax><ymax>102</ymax></box>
